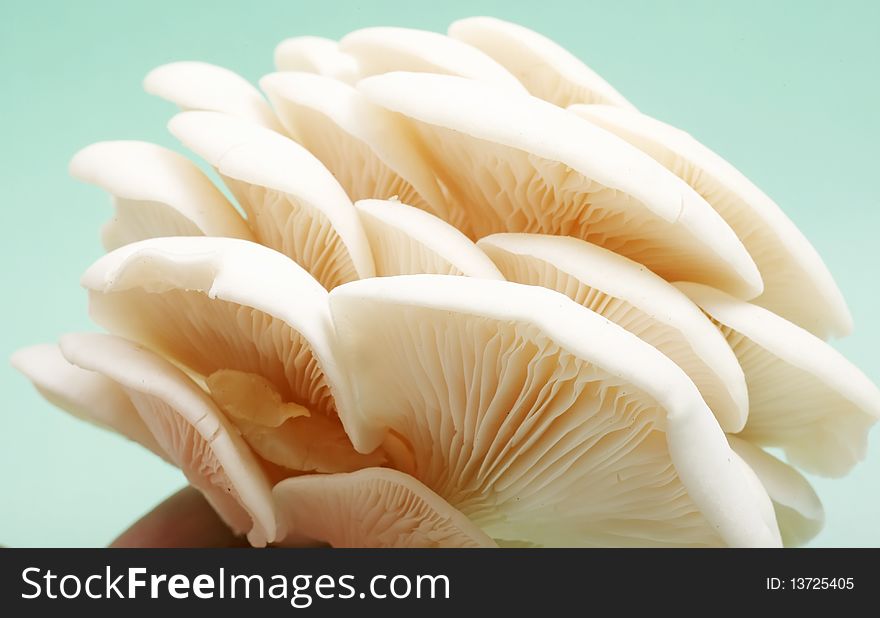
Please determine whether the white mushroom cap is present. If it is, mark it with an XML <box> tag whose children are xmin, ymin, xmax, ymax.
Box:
<box><xmin>168</xmin><ymin>110</ymin><xmax>374</xmax><ymax>288</ymax></box>
<box><xmin>273</xmin><ymin>36</ymin><xmax>360</xmax><ymax>83</ymax></box>
<box><xmin>81</xmin><ymin>235</ymin><xmax>386</xmax><ymax>483</ymax></box>
<box><xmin>728</xmin><ymin>436</ymin><xmax>824</xmax><ymax>547</ymax></box>
<box><xmin>11</xmin><ymin>343</ymin><xmax>164</xmax><ymax>458</ymax></box>
<box><xmin>259</xmin><ymin>71</ymin><xmax>450</xmax><ymax>224</ymax></box>
<box><xmin>478</xmin><ymin>233</ymin><xmax>748</xmax><ymax>431</ymax></box>
<box><xmin>677</xmin><ymin>282</ymin><xmax>880</xmax><ymax>476</ymax></box>
<box><xmin>69</xmin><ymin>140</ymin><xmax>254</xmax><ymax>250</ymax></box>
<box><xmin>359</xmin><ymin>72</ymin><xmax>763</xmax><ymax>299</ymax></box>
<box><xmin>570</xmin><ymin>104</ymin><xmax>852</xmax><ymax>338</ymax></box>
<box><xmin>356</xmin><ymin>198</ymin><xmax>503</xmax><ymax>278</ymax></box>
<box><xmin>274</xmin><ymin>467</ymin><xmax>497</xmax><ymax>547</ymax></box>
<box><xmin>144</xmin><ymin>61</ymin><xmax>282</xmax><ymax>131</ymax></box>
<box><xmin>449</xmin><ymin>16</ymin><xmax>634</xmax><ymax>109</ymax></box>
<box><xmin>56</xmin><ymin>332</ymin><xmax>277</xmax><ymax>546</ymax></box>
<box><xmin>80</xmin><ymin>236</ymin><xmax>361</xmax><ymax>443</ymax></box>
<box><xmin>329</xmin><ymin>275</ymin><xmax>780</xmax><ymax>547</ymax></box>
<box><xmin>339</xmin><ymin>26</ymin><xmax>525</xmax><ymax>92</ymax></box>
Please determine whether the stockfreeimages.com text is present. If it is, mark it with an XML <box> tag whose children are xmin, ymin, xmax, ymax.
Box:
<box><xmin>21</xmin><ymin>566</ymin><xmax>450</xmax><ymax>607</ymax></box>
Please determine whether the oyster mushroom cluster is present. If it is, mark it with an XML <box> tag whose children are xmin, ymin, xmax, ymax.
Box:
<box><xmin>13</xmin><ymin>17</ymin><xmax>880</xmax><ymax>548</ymax></box>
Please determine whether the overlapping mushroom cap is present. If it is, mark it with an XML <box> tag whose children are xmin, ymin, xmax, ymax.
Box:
<box><xmin>12</xmin><ymin>16</ymin><xmax>879</xmax><ymax>547</ymax></box>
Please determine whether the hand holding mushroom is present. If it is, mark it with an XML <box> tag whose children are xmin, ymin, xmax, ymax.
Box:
<box><xmin>13</xmin><ymin>16</ymin><xmax>880</xmax><ymax>548</ymax></box>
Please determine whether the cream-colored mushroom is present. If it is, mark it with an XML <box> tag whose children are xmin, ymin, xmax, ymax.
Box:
<box><xmin>478</xmin><ymin>233</ymin><xmax>747</xmax><ymax>432</ymax></box>
<box><xmin>677</xmin><ymin>282</ymin><xmax>880</xmax><ymax>476</ymax></box>
<box><xmin>81</xmin><ymin>236</ymin><xmax>374</xmax><ymax>473</ymax></box>
<box><xmin>329</xmin><ymin>274</ymin><xmax>780</xmax><ymax>547</ymax></box>
<box><xmin>144</xmin><ymin>61</ymin><xmax>282</xmax><ymax>131</ymax></box>
<box><xmin>168</xmin><ymin>110</ymin><xmax>374</xmax><ymax>288</ymax></box>
<box><xmin>570</xmin><ymin>104</ymin><xmax>851</xmax><ymax>338</ymax></box>
<box><xmin>69</xmin><ymin>140</ymin><xmax>253</xmax><ymax>250</ymax></box>
<box><xmin>358</xmin><ymin>72</ymin><xmax>763</xmax><ymax>299</ymax></box>
<box><xmin>274</xmin><ymin>468</ymin><xmax>497</xmax><ymax>547</ymax></box>
<box><xmin>9</xmin><ymin>14</ymin><xmax>873</xmax><ymax>550</ymax></box>
<box><xmin>449</xmin><ymin>16</ymin><xmax>633</xmax><ymax>109</ymax></box>
<box><xmin>206</xmin><ymin>369</ymin><xmax>384</xmax><ymax>474</ymax></box>
<box><xmin>339</xmin><ymin>26</ymin><xmax>525</xmax><ymax>92</ymax></box>
<box><xmin>273</xmin><ymin>36</ymin><xmax>360</xmax><ymax>83</ymax></box>
<box><xmin>356</xmin><ymin>198</ymin><xmax>503</xmax><ymax>278</ymax></box>
<box><xmin>58</xmin><ymin>333</ymin><xmax>277</xmax><ymax>546</ymax></box>
<box><xmin>11</xmin><ymin>343</ymin><xmax>164</xmax><ymax>458</ymax></box>
<box><xmin>728</xmin><ymin>436</ymin><xmax>824</xmax><ymax>547</ymax></box>
<box><xmin>260</xmin><ymin>72</ymin><xmax>452</xmax><ymax>225</ymax></box>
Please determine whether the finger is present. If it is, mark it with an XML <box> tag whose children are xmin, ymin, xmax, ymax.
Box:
<box><xmin>110</xmin><ymin>486</ymin><xmax>250</xmax><ymax>548</ymax></box>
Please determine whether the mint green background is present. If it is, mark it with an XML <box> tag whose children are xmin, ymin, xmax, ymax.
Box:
<box><xmin>2</xmin><ymin>0</ymin><xmax>878</xmax><ymax>547</ymax></box>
